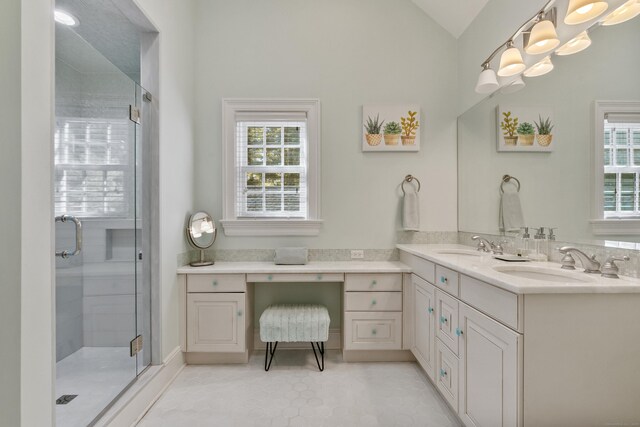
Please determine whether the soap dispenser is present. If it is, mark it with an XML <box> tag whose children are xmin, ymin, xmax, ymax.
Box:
<box><xmin>529</xmin><ymin>227</ymin><xmax>548</xmax><ymax>261</ymax></box>
<box><xmin>517</xmin><ymin>227</ymin><xmax>531</xmax><ymax>257</ymax></box>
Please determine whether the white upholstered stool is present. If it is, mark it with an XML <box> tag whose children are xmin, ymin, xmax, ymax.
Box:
<box><xmin>259</xmin><ymin>304</ymin><xmax>330</xmax><ymax>371</ymax></box>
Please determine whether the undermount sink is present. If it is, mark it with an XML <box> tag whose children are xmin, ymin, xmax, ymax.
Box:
<box><xmin>435</xmin><ymin>249</ymin><xmax>482</xmax><ymax>257</ymax></box>
<box><xmin>492</xmin><ymin>265</ymin><xmax>595</xmax><ymax>284</ymax></box>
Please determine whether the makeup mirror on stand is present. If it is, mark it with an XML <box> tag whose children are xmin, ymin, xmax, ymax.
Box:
<box><xmin>186</xmin><ymin>211</ymin><xmax>217</xmax><ymax>266</ymax></box>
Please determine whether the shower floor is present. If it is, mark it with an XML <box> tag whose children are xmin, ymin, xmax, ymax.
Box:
<box><xmin>56</xmin><ymin>347</ymin><xmax>136</xmax><ymax>427</ymax></box>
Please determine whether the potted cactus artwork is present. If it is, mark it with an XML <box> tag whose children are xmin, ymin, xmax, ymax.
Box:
<box><xmin>364</xmin><ymin>114</ymin><xmax>385</xmax><ymax>146</ymax></box>
<box><xmin>500</xmin><ymin>111</ymin><xmax>519</xmax><ymax>146</ymax></box>
<box><xmin>535</xmin><ymin>115</ymin><xmax>554</xmax><ymax>146</ymax></box>
<box><xmin>400</xmin><ymin>111</ymin><xmax>419</xmax><ymax>145</ymax></box>
<box><xmin>517</xmin><ymin>122</ymin><xmax>535</xmax><ymax>145</ymax></box>
<box><xmin>383</xmin><ymin>121</ymin><xmax>402</xmax><ymax>145</ymax></box>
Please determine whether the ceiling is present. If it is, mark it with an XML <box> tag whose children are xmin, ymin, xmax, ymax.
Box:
<box><xmin>411</xmin><ymin>0</ymin><xmax>491</xmax><ymax>38</ymax></box>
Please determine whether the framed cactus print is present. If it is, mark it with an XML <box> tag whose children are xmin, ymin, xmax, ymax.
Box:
<box><xmin>362</xmin><ymin>104</ymin><xmax>421</xmax><ymax>152</ymax></box>
<box><xmin>496</xmin><ymin>105</ymin><xmax>555</xmax><ymax>152</ymax></box>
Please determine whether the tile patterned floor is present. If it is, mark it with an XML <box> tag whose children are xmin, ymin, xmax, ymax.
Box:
<box><xmin>56</xmin><ymin>347</ymin><xmax>137</xmax><ymax>427</ymax></box>
<box><xmin>138</xmin><ymin>350</ymin><xmax>461</xmax><ymax>427</ymax></box>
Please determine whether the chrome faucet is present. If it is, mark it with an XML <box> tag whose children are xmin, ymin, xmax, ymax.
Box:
<box><xmin>601</xmin><ymin>255</ymin><xmax>629</xmax><ymax>279</ymax></box>
<box><xmin>472</xmin><ymin>236</ymin><xmax>504</xmax><ymax>255</ymax></box>
<box><xmin>558</xmin><ymin>246</ymin><xmax>601</xmax><ymax>273</ymax></box>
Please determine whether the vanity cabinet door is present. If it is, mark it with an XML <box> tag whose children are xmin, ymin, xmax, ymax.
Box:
<box><xmin>187</xmin><ymin>293</ymin><xmax>246</xmax><ymax>353</ymax></box>
<box><xmin>459</xmin><ymin>304</ymin><xmax>521</xmax><ymax>427</ymax></box>
<box><xmin>436</xmin><ymin>289</ymin><xmax>460</xmax><ymax>355</ymax></box>
<box><xmin>413</xmin><ymin>275</ymin><xmax>436</xmax><ymax>381</ymax></box>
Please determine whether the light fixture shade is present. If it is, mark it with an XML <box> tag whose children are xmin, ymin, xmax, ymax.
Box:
<box><xmin>565</xmin><ymin>0</ymin><xmax>608</xmax><ymax>25</ymax></box>
<box><xmin>498</xmin><ymin>47</ymin><xmax>526</xmax><ymax>77</ymax></box>
<box><xmin>525</xmin><ymin>20</ymin><xmax>560</xmax><ymax>54</ymax></box>
<box><xmin>500</xmin><ymin>76</ymin><xmax>526</xmax><ymax>94</ymax></box>
<box><xmin>524</xmin><ymin>56</ymin><xmax>554</xmax><ymax>77</ymax></box>
<box><xmin>475</xmin><ymin>67</ymin><xmax>499</xmax><ymax>94</ymax></box>
<box><xmin>602</xmin><ymin>0</ymin><xmax>640</xmax><ymax>25</ymax></box>
<box><xmin>555</xmin><ymin>31</ymin><xmax>592</xmax><ymax>55</ymax></box>
<box><xmin>54</xmin><ymin>9</ymin><xmax>79</xmax><ymax>26</ymax></box>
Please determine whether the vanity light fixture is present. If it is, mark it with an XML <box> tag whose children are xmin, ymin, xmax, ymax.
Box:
<box><xmin>564</xmin><ymin>0</ymin><xmax>609</xmax><ymax>25</ymax></box>
<box><xmin>500</xmin><ymin>76</ymin><xmax>526</xmax><ymax>94</ymax></box>
<box><xmin>475</xmin><ymin>63</ymin><xmax>500</xmax><ymax>94</ymax></box>
<box><xmin>555</xmin><ymin>31</ymin><xmax>592</xmax><ymax>55</ymax></box>
<box><xmin>525</xmin><ymin>18</ymin><xmax>560</xmax><ymax>55</ymax></box>
<box><xmin>54</xmin><ymin>9</ymin><xmax>79</xmax><ymax>26</ymax></box>
<box><xmin>601</xmin><ymin>0</ymin><xmax>640</xmax><ymax>25</ymax></box>
<box><xmin>523</xmin><ymin>56</ymin><xmax>554</xmax><ymax>77</ymax></box>
<box><xmin>498</xmin><ymin>41</ymin><xmax>526</xmax><ymax>77</ymax></box>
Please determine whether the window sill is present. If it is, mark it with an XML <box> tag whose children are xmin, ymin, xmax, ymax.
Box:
<box><xmin>590</xmin><ymin>218</ymin><xmax>640</xmax><ymax>235</ymax></box>
<box><xmin>220</xmin><ymin>219</ymin><xmax>323</xmax><ymax>236</ymax></box>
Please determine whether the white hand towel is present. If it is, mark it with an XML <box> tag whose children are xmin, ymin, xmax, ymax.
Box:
<box><xmin>403</xmin><ymin>188</ymin><xmax>420</xmax><ymax>231</ymax></box>
<box><xmin>499</xmin><ymin>189</ymin><xmax>524</xmax><ymax>232</ymax></box>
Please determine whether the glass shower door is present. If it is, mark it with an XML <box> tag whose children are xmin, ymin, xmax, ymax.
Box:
<box><xmin>55</xmin><ymin>25</ymin><xmax>143</xmax><ymax>427</ymax></box>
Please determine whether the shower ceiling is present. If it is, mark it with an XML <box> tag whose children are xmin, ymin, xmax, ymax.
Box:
<box><xmin>56</xmin><ymin>0</ymin><xmax>141</xmax><ymax>82</ymax></box>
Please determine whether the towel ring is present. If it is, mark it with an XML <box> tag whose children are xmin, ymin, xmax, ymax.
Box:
<box><xmin>500</xmin><ymin>174</ymin><xmax>520</xmax><ymax>194</ymax></box>
<box><xmin>401</xmin><ymin>174</ymin><xmax>421</xmax><ymax>195</ymax></box>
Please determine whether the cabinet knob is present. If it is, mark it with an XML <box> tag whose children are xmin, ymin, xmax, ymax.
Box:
<box><xmin>212</xmin><ymin>280</ymin><xmax>218</xmax><ymax>286</ymax></box>
<box><xmin>440</xmin><ymin>316</ymin><xmax>448</xmax><ymax>324</ymax></box>
<box><xmin>317</xmin><ymin>274</ymin><xmax>323</xmax><ymax>280</ymax></box>
<box><xmin>237</xmin><ymin>310</ymin><xmax>243</xmax><ymax>316</ymax></box>
<box><xmin>371</xmin><ymin>280</ymin><xmax>377</xmax><ymax>287</ymax></box>
<box><xmin>428</xmin><ymin>307</ymin><xmax>434</xmax><ymax>314</ymax></box>
<box><xmin>440</xmin><ymin>276</ymin><xmax>448</xmax><ymax>284</ymax></box>
<box><xmin>371</xmin><ymin>329</ymin><xmax>377</xmax><ymax>335</ymax></box>
<box><xmin>267</xmin><ymin>275</ymin><xmax>273</xmax><ymax>281</ymax></box>
<box><xmin>440</xmin><ymin>368</ymin><xmax>447</xmax><ymax>377</ymax></box>
<box><xmin>371</xmin><ymin>299</ymin><xmax>377</xmax><ymax>305</ymax></box>
<box><xmin>455</xmin><ymin>328</ymin><xmax>463</xmax><ymax>337</ymax></box>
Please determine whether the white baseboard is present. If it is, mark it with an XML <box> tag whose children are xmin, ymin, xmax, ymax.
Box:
<box><xmin>95</xmin><ymin>346</ymin><xmax>185</xmax><ymax>427</ymax></box>
<box><xmin>253</xmin><ymin>328</ymin><xmax>341</xmax><ymax>350</ymax></box>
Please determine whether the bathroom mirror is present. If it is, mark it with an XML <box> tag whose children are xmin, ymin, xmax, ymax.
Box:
<box><xmin>186</xmin><ymin>211</ymin><xmax>217</xmax><ymax>266</ymax></box>
<box><xmin>458</xmin><ymin>17</ymin><xmax>640</xmax><ymax>245</ymax></box>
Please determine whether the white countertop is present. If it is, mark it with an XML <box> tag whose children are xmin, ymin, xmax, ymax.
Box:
<box><xmin>177</xmin><ymin>261</ymin><xmax>411</xmax><ymax>275</ymax></box>
<box><xmin>396</xmin><ymin>244</ymin><xmax>640</xmax><ymax>294</ymax></box>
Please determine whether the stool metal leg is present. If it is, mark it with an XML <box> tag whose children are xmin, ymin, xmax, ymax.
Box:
<box><xmin>310</xmin><ymin>342</ymin><xmax>325</xmax><ymax>372</ymax></box>
<box><xmin>264</xmin><ymin>341</ymin><xmax>278</xmax><ymax>371</ymax></box>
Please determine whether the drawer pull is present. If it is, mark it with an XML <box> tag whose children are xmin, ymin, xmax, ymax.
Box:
<box><xmin>440</xmin><ymin>316</ymin><xmax>448</xmax><ymax>324</ymax></box>
<box><xmin>455</xmin><ymin>328</ymin><xmax>463</xmax><ymax>337</ymax></box>
<box><xmin>212</xmin><ymin>280</ymin><xmax>218</xmax><ymax>286</ymax></box>
<box><xmin>440</xmin><ymin>368</ymin><xmax>447</xmax><ymax>377</ymax></box>
<box><xmin>267</xmin><ymin>275</ymin><xmax>273</xmax><ymax>281</ymax></box>
<box><xmin>428</xmin><ymin>307</ymin><xmax>434</xmax><ymax>314</ymax></box>
<box><xmin>371</xmin><ymin>280</ymin><xmax>377</xmax><ymax>287</ymax></box>
<box><xmin>371</xmin><ymin>299</ymin><xmax>377</xmax><ymax>305</ymax></box>
<box><xmin>371</xmin><ymin>329</ymin><xmax>377</xmax><ymax>335</ymax></box>
<box><xmin>440</xmin><ymin>276</ymin><xmax>448</xmax><ymax>284</ymax></box>
<box><xmin>317</xmin><ymin>274</ymin><xmax>323</xmax><ymax>280</ymax></box>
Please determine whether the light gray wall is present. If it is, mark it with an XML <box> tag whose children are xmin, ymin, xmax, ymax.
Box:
<box><xmin>135</xmin><ymin>0</ymin><xmax>196</xmax><ymax>359</ymax></box>
<box><xmin>458</xmin><ymin>19</ymin><xmax>640</xmax><ymax>243</ymax></box>
<box><xmin>0</xmin><ymin>0</ymin><xmax>22</xmax><ymax>424</ymax></box>
<box><xmin>193</xmin><ymin>0</ymin><xmax>459</xmax><ymax>250</ymax></box>
<box><xmin>21</xmin><ymin>0</ymin><xmax>55</xmax><ymax>424</ymax></box>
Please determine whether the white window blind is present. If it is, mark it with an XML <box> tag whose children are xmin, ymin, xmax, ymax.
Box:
<box><xmin>54</xmin><ymin>117</ymin><xmax>134</xmax><ymax>218</ymax></box>
<box><xmin>603</xmin><ymin>119</ymin><xmax>640</xmax><ymax>217</ymax></box>
<box><xmin>235</xmin><ymin>113</ymin><xmax>308</xmax><ymax>219</ymax></box>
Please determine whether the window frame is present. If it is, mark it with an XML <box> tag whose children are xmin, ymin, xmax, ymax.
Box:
<box><xmin>591</xmin><ymin>100</ymin><xmax>640</xmax><ymax>235</ymax></box>
<box><xmin>221</xmin><ymin>99</ymin><xmax>322</xmax><ymax>236</ymax></box>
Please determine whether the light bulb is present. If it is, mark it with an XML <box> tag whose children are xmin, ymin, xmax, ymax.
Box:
<box><xmin>555</xmin><ymin>31</ymin><xmax>592</xmax><ymax>55</ymax></box>
<box><xmin>498</xmin><ymin>46</ymin><xmax>526</xmax><ymax>77</ymax></box>
<box><xmin>602</xmin><ymin>0</ymin><xmax>640</xmax><ymax>25</ymax></box>
<box><xmin>524</xmin><ymin>56</ymin><xmax>554</xmax><ymax>77</ymax></box>
<box><xmin>475</xmin><ymin>65</ymin><xmax>499</xmax><ymax>94</ymax></box>
<box><xmin>525</xmin><ymin>20</ymin><xmax>560</xmax><ymax>55</ymax></box>
<box><xmin>565</xmin><ymin>0</ymin><xmax>608</xmax><ymax>25</ymax></box>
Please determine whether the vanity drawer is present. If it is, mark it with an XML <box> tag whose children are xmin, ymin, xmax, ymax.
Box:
<box><xmin>344</xmin><ymin>312</ymin><xmax>402</xmax><ymax>350</ymax></box>
<box><xmin>344</xmin><ymin>292</ymin><xmax>402</xmax><ymax>311</ymax></box>
<box><xmin>435</xmin><ymin>338</ymin><xmax>459</xmax><ymax>411</ymax></box>
<box><xmin>187</xmin><ymin>274</ymin><xmax>246</xmax><ymax>293</ymax></box>
<box><xmin>436</xmin><ymin>289</ymin><xmax>460</xmax><ymax>355</ymax></box>
<box><xmin>460</xmin><ymin>275</ymin><xmax>519</xmax><ymax>331</ymax></box>
<box><xmin>246</xmin><ymin>273</ymin><xmax>344</xmax><ymax>283</ymax></box>
<box><xmin>399</xmin><ymin>251</ymin><xmax>435</xmax><ymax>284</ymax></box>
<box><xmin>344</xmin><ymin>273</ymin><xmax>402</xmax><ymax>292</ymax></box>
<box><xmin>435</xmin><ymin>265</ymin><xmax>460</xmax><ymax>296</ymax></box>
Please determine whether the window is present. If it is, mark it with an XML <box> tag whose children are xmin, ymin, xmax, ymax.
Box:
<box><xmin>591</xmin><ymin>101</ymin><xmax>640</xmax><ymax>235</ymax></box>
<box><xmin>221</xmin><ymin>99</ymin><xmax>322</xmax><ymax>236</ymax></box>
<box><xmin>54</xmin><ymin>117</ymin><xmax>134</xmax><ymax>218</ymax></box>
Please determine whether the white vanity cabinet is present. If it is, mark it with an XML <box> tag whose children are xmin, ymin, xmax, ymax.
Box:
<box><xmin>412</xmin><ymin>274</ymin><xmax>436</xmax><ymax>380</ymax></box>
<box><xmin>184</xmin><ymin>274</ymin><xmax>251</xmax><ymax>354</ymax></box>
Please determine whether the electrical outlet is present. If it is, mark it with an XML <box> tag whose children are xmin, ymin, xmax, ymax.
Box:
<box><xmin>350</xmin><ymin>250</ymin><xmax>364</xmax><ymax>259</ymax></box>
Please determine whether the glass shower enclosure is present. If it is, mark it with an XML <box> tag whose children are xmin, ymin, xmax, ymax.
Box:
<box><xmin>54</xmin><ymin>24</ymin><xmax>151</xmax><ymax>427</ymax></box>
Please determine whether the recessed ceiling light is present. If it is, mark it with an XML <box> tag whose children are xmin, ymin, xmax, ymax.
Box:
<box><xmin>54</xmin><ymin>10</ymin><xmax>79</xmax><ymax>27</ymax></box>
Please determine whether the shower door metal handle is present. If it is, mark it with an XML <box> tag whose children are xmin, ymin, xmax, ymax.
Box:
<box><xmin>55</xmin><ymin>215</ymin><xmax>83</xmax><ymax>258</ymax></box>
